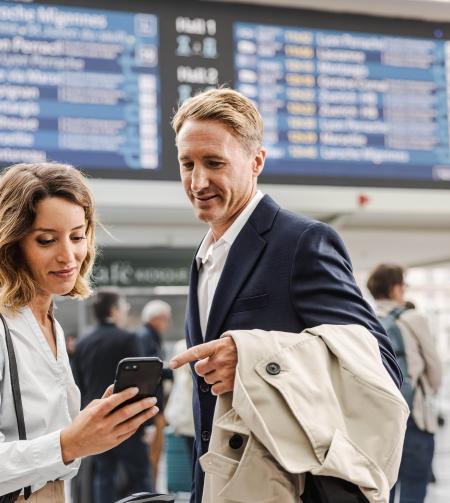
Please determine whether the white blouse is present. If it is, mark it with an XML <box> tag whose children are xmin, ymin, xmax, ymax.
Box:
<box><xmin>0</xmin><ymin>306</ymin><xmax>80</xmax><ymax>496</ymax></box>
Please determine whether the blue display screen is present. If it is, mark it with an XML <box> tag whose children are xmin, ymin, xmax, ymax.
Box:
<box><xmin>1</xmin><ymin>0</ymin><xmax>450</xmax><ymax>187</ymax></box>
<box><xmin>0</xmin><ymin>1</ymin><xmax>160</xmax><ymax>170</ymax></box>
<box><xmin>234</xmin><ymin>22</ymin><xmax>450</xmax><ymax>182</ymax></box>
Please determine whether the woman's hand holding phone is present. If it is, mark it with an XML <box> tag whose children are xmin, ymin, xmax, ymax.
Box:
<box><xmin>60</xmin><ymin>385</ymin><xmax>159</xmax><ymax>464</ymax></box>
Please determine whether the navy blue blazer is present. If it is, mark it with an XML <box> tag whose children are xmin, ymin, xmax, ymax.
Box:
<box><xmin>186</xmin><ymin>195</ymin><xmax>401</xmax><ymax>503</ymax></box>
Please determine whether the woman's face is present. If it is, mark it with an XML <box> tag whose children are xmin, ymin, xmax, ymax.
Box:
<box><xmin>20</xmin><ymin>196</ymin><xmax>88</xmax><ymax>298</ymax></box>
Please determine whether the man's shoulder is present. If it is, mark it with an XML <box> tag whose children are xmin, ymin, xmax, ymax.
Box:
<box><xmin>137</xmin><ymin>325</ymin><xmax>155</xmax><ymax>338</ymax></box>
<box><xmin>272</xmin><ymin>204</ymin><xmax>328</xmax><ymax>240</ymax></box>
<box><xmin>399</xmin><ymin>308</ymin><xmax>428</xmax><ymax>329</ymax></box>
<box><xmin>75</xmin><ymin>329</ymin><xmax>98</xmax><ymax>347</ymax></box>
<box><xmin>253</xmin><ymin>194</ymin><xmax>322</xmax><ymax>235</ymax></box>
<box><xmin>277</xmin><ymin>206</ymin><xmax>318</xmax><ymax>228</ymax></box>
<box><xmin>77</xmin><ymin>325</ymin><xmax>136</xmax><ymax>347</ymax></box>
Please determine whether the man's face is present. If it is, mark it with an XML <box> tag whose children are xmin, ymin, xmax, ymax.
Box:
<box><xmin>177</xmin><ymin>119</ymin><xmax>265</xmax><ymax>238</ymax></box>
<box><xmin>111</xmin><ymin>297</ymin><xmax>130</xmax><ymax>328</ymax></box>
<box><xmin>150</xmin><ymin>313</ymin><xmax>171</xmax><ymax>334</ymax></box>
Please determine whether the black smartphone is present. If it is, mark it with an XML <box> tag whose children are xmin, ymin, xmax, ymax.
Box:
<box><xmin>112</xmin><ymin>357</ymin><xmax>163</xmax><ymax>410</ymax></box>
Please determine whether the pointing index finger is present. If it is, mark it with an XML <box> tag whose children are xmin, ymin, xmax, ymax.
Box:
<box><xmin>170</xmin><ymin>341</ymin><xmax>216</xmax><ymax>369</ymax></box>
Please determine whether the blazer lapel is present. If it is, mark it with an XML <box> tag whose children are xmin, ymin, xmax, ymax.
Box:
<box><xmin>204</xmin><ymin>195</ymin><xmax>279</xmax><ymax>342</ymax></box>
<box><xmin>186</xmin><ymin>258</ymin><xmax>203</xmax><ymax>347</ymax></box>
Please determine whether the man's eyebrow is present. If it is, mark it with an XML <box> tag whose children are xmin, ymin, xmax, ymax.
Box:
<box><xmin>179</xmin><ymin>154</ymin><xmax>225</xmax><ymax>160</ymax></box>
<box><xmin>32</xmin><ymin>224</ymin><xmax>85</xmax><ymax>232</ymax></box>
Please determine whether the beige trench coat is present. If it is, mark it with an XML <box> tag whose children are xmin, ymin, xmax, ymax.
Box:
<box><xmin>200</xmin><ymin>324</ymin><xmax>409</xmax><ymax>503</ymax></box>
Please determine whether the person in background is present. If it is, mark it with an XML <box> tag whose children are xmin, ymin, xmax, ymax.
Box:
<box><xmin>0</xmin><ymin>163</ymin><xmax>158</xmax><ymax>502</ymax></box>
<box><xmin>367</xmin><ymin>263</ymin><xmax>442</xmax><ymax>503</ymax></box>
<box><xmin>165</xmin><ymin>339</ymin><xmax>195</xmax><ymax>454</ymax></box>
<box><xmin>138</xmin><ymin>300</ymin><xmax>173</xmax><ymax>487</ymax></box>
<box><xmin>73</xmin><ymin>289</ymin><xmax>153</xmax><ymax>503</ymax></box>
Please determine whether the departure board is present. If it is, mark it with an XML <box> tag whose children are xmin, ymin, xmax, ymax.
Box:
<box><xmin>1</xmin><ymin>0</ymin><xmax>450</xmax><ymax>188</ymax></box>
<box><xmin>0</xmin><ymin>1</ymin><xmax>160</xmax><ymax>170</ymax></box>
<box><xmin>234</xmin><ymin>22</ymin><xmax>450</xmax><ymax>182</ymax></box>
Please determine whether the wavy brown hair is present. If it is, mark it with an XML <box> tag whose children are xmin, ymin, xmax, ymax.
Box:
<box><xmin>0</xmin><ymin>163</ymin><xmax>96</xmax><ymax>312</ymax></box>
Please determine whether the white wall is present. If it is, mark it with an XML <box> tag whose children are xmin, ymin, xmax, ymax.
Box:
<box><xmin>91</xmin><ymin>178</ymin><xmax>450</xmax><ymax>270</ymax></box>
<box><xmin>211</xmin><ymin>0</ymin><xmax>450</xmax><ymax>22</ymax></box>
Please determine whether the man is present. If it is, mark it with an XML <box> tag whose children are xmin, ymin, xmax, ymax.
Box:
<box><xmin>169</xmin><ymin>88</ymin><xmax>402</xmax><ymax>503</ymax></box>
<box><xmin>367</xmin><ymin>264</ymin><xmax>442</xmax><ymax>503</ymax></box>
<box><xmin>139</xmin><ymin>300</ymin><xmax>172</xmax><ymax>363</ymax></box>
<box><xmin>138</xmin><ymin>300</ymin><xmax>173</xmax><ymax>486</ymax></box>
<box><xmin>73</xmin><ymin>288</ymin><xmax>152</xmax><ymax>503</ymax></box>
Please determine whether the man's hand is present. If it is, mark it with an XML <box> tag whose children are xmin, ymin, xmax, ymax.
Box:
<box><xmin>169</xmin><ymin>336</ymin><xmax>237</xmax><ymax>395</ymax></box>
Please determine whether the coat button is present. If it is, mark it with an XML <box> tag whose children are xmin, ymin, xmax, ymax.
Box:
<box><xmin>201</xmin><ymin>430</ymin><xmax>210</xmax><ymax>442</ymax></box>
<box><xmin>266</xmin><ymin>362</ymin><xmax>281</xmax><ymax>375</ymax></box>
<box><xmin>200</xmin><ymin>382</ymin><xmax>210</xmax><ymax>393</ymax></box>
<box><xmin>229</xmin><ymin>434</ymin><xmax>244</xmax><ymax>450</ymax></box>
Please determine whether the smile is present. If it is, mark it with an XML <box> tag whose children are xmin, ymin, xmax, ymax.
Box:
<box><xmin>50</xmin><ymin>267</ymin><xmax>77</xmax><ymax>278</ymax></box>
<box><xmin>194</xmin><ymin>195</ymin><xmax>217</xmax><ymax>202</ymax></box>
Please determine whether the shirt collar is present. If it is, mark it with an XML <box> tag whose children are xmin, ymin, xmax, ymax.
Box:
<box><xmin>195</xmin><ymin>190</ymin><xmax>264</xmax><ymax>269</ymax></box>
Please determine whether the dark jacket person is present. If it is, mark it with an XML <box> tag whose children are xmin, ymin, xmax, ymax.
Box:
<box><xmin>73</xmin><ymin>289</ymin><xmax>152</xmax><ymax>503</ymax></box>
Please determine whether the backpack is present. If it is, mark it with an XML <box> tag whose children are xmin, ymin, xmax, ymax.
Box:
<box><xmin>379</xmin><ymin>307</ymin><xmax>414</xmax><ymax>409</ymax></box>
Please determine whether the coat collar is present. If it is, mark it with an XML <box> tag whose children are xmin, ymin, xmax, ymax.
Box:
<box><xmin>187</xmin><ymin>259</ymin><xmax>202</xmax><ymax>347</ymax></box>
<box><xmin>187</xmin><ymin>194</ymin><xmax>279</xmax><ymax>346</ymax></box>
<box><xmin>207</xmin><ymin>195</ymin><xmax>279</xmax><ymax>342</ymax></box>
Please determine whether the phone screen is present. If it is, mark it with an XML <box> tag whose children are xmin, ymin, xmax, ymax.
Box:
<box><xmin>113</xmin><ymin>357</ymin><xmax>163</xmax><ymax>409</ymax></box>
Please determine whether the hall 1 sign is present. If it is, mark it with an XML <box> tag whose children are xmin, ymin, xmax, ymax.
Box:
<box><xmin>93</xmin><ymin>247</ymin><xmax>194</xmax><ymax>287</ymax></box>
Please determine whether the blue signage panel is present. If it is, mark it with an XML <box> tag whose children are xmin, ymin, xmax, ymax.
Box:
<box><xmin>0</xmin><ymin>1</ymin><xmax>160</xmax><ymax>170</ymax></box>
<box><xmin>234</xmin><ymin>22</ymin><xmax>450</xmax><ymax>182</ymax></box>
<box><xmin>1</xmin><ymin>0</ymin><xmax>450</xmax><ymax>187</ymax></box>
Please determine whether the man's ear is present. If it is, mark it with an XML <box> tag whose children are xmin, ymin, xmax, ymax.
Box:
<box><xmin>252</xmin><ymin>147</ymin><xmax>266</xmax><ymax>176</ymax></box>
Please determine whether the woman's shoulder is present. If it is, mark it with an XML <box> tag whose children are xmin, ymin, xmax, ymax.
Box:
<box><xmin>1</xmin><ymin>306</ymin><xmax>29</xmax><ymax>325</ymax></box>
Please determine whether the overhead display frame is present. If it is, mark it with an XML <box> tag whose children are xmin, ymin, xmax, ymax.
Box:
<box><xmin>0</xmin><ymin>0</ymin><xmax>450</xmax><ymax>188</ymax></box>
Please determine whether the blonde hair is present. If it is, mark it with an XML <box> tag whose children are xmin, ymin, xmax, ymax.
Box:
<box><xmin>0</xmin><ymin>163</ymin><xmax>96</xmax><ymax>312</ymax></box>
<box><xmin>171</xmin><ymin>88</ymin><xmax>264</xmax><ymax>154</ymax></box>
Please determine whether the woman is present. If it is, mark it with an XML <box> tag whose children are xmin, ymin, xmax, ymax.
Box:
<box><xmin>0</xmin><ymin>163</ymin><xmax>159</xmax><ymax>502</ymax></box>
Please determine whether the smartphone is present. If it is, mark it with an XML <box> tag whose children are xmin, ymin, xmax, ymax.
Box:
<box><xmin>112</xmin><ymin>357</ymin><xmax>163</xmax><ymax>410</ymax></box>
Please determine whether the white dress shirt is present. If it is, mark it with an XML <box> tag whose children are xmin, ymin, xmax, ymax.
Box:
<box><xmin>0</xmin><ymin>306</ymin><xmax>80</xmax><ymax>496</ymax></box>
<box><xmin>196</xmin><ymin>190</ymin><xmax>264</xmax><ymax>337</ymax></box>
